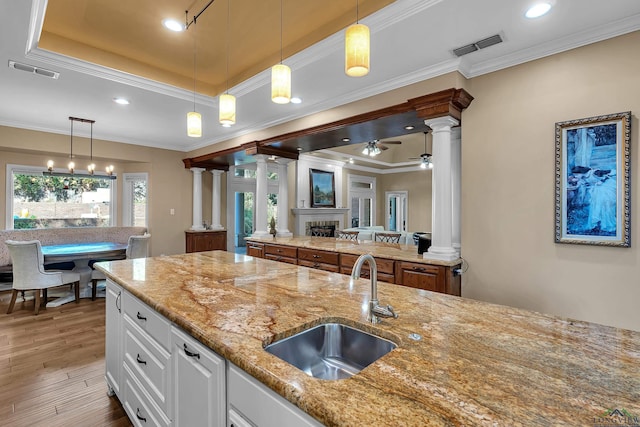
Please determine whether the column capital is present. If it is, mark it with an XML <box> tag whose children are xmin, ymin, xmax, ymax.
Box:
<box><xmin>210</xmin><ymin>169</ymin><xmax>224</xmax><ymax>176</ymax></box>
<box><xmin>190</xmin><ymin>167</ymin><xmax>206</xmax><ymax>174</ymax></box>
<box><xmin>424</xmin><ymin>116</ymin><xmax>459</xmax><ymax>131</ymax></box>
<box><xmin>275</xmin><ymin>158</ymin><xmax>294</xmax><ymax>166</ymax></box>
<box><xmin>253</xmin><ymin>154</ymin><xmax>268</xmax><ymax>163</ymax></box>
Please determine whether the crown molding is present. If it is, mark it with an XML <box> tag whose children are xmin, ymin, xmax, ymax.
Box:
<box><xmin>466</xmin><ymin>14</ymin><xmax>640</xmax><ymax>78</ymax></box>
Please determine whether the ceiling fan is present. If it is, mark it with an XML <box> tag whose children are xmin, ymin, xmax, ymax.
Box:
<box><xmin>359</xmin><ymin>139</ymin><xmax>402</xmax><ymax>156</ymax></box>
<box><xmin>408</xmin><ymin>131</ymin><xmax>433</xmax><ymax>169</ymax></box>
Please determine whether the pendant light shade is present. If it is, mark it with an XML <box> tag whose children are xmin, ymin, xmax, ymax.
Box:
<box><xmin>345</xmin><ymin>23</ymin><xmax>370</xmax><ymax>77</ymax></box>
<box><xmin>271</xmin><ymin>64</ymin><xmax>291</xmax><ymax>104</ymax></box>
<box><xmin>219</xmin><ymin>93</ymin><xmax>236</xmax><ymax>127</ymax></box>
<box><xmin>187</xmin><ymin>111</ymin><xmax>202</xmax><ymax>137</ymax></box>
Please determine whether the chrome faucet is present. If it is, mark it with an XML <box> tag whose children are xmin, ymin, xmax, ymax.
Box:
<box><xmin>351</xmin><ymin>254</ymin><xmax>398</xmax><ymax>323</ymax></box>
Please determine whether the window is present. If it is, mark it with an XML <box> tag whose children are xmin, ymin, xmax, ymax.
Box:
<box><xmin>122</xmin><ymin>173</ymin><xmax>148</xmax><ymax>227</ymax></box>
<box><xmin>7</xmin><ymin>164</ymin><xmax>115</xmax><ymax>229</ymax></box>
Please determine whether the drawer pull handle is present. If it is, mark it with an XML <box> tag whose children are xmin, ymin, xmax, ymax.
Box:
<box><xmin>276</xmin><ymin>249</ymin><xmax>282</xmax><ymax>253</ymax></box>
<box><xmin>116</xmin><ymin>291</ymin><xmax>121</xmax><ymax>313</ymax></box>
<box><xmin>312</xmin><ymin>254</ymin><xmax>321</xmax><ymax>259</ymax></box>
<box><xmin>313</xmin><ymin>263</ymin><xmax>320</xmax><ymax>268</ymax></box>
<box><xmin>136</xmin><ymin>408</ymin><xmax>147</xmax><ymax>423</ymax></box>
<box><xmin>184</xmin><ymin>343</ymin><xmax>200</xmax><ymax>359</ymax></box>
<box><xmin>413</xmin><ymin>267</ymin><xmax>426</xmax><ymax>272</ymax></box>
<box><xmin>249</xmin><ymin>245</ymin><xmax>262</xmax><ymax>250</ymax></box>
<box><xmin>275</xmin><ymin>256</ymin><xmax>282</xmax><ymax>261</ymax></box>
<box><xmin>136</xmin><ymin>312</ymin><xmax>147</xmax><ymax>321</ymax></box>
<box><xmin>136</xmin><ymin>354</ymin><xmax>147</xmax><ymax>365</ymax></box>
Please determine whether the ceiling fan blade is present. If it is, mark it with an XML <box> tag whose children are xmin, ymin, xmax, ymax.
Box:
<box><xmin>378</xmin><ymin>144</ymin><xmax>390</xmax><ymax>151</ymax></box>
<box><xmin>381</xmin><ymin>140</ymin><xmax>402</xmax><ymax>144</ymax></box>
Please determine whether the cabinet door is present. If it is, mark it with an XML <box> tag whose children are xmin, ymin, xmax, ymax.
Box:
<box><xmin>246</xmin><ymin>242</ymin><xmax>264</xmax><ymax>258</ymax></box>
<box><xmin>397</xmin><ymin>262</ymin><xmax>445</xmax><ymax>293</ymax></box>
<box><xmin>172</xmin><ymin>326</ymin><xmax>226</xmax><ymax>427</ymax></box>
<box><xmin>106</xmin><ymin>279</ymin><xmax>123</xmax><ymax>398</ymax></box>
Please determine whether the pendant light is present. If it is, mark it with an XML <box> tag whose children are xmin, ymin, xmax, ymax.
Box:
<box><xmin>345</xmin><ymin>0</ymin><xmax>370</xmax><ymax>77</ymax></box>
<box><xmin>87</xmin><ymin>120</ymin><xmax>95</xmax><ymax>174</ymax></box>
<box><xmin>68</xmin><ymin>119</ymin><xmax>75</xmax><ymax>173</ymax></box>
<box><xmin>187</xmin><ymin>16</ymin><xmax>202</xmax><ymax>137</ymax></box>
<box><xmin>271</xmin><ymin>0</ymin><xmax>291</xmax><ymax>104</ymax></box>
<box><xmin>219</xmin><ymin>0</ymin><xmax>236</xmax><ymax>126</ymax></box>
<box><xmin>420</xmin><ymin>131</ymin><xmax>433</xmax><ymax>170</ymax></box>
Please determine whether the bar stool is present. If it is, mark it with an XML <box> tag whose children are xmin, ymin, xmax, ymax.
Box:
<box><xmin>374</xmin><ymin>232</ymin><xmax>401</xmax><ymax>243</ymax></box>
<box><xmin>336</xmin><ymin>230</ymin><xmax>359</xmax><ymax>241</ymax></box>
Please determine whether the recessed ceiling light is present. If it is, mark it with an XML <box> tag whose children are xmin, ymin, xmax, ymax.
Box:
<box><xmin>342</xmin><ymin>137</ymin><xmax>350</xmax><ymax>142</ymax></box>
<box><xmin>113</xmin><ymin>97</ymin><xmax>130</xmax><ymax>105</ymax></box>
<box><xmin>296</xmin><ymin>147</ymin><xmax>303</xmax><ymax>151</ymax></box>
<box><xmin>163</xmin><ymin>19</ymin><xmax>184</xmax><ymax>32</ymax></box>
<box><xmin>404</xmin><ymin>125</ymin><xmax>415</xmax><ymax>130</ymax></box>
<box><xmin>525</xmin><ymin>2</ymin><xmax>552</xmax><ymax>18</ymax></box>
<box><xmin>348</xmin><ymin>158</ymin><xmax>354</xmax><ymax>164</ymax></box>
<box><xmin>290</xmin><ymin>97</ymin><xmax>302</xmax><ymax>104</ymax></box>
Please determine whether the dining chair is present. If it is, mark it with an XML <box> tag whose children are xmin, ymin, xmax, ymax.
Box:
<box><xmin>335</xmin><ymin>230</ymin><xmax>359</xmax><ymax>241</ymax></box>
<box><xmin>374</xmin><ymin>232</ymin><xmax>402</xmax><ymax>244</ymax></box>
<box><xmin>5</xmin><ymin>240</ymin><xmax>81</xmax><ymax>315</ymax></box>
<box><xmin>91</xmin><ymin>234</ymin><xmax>151</xmax><ymax>300</ymax></box>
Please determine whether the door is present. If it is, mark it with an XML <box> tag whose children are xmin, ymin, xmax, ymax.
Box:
<box><xmin>234</xmin><ymin>191</ymin><xmax>254</xmax><ymax>253</ymax></box>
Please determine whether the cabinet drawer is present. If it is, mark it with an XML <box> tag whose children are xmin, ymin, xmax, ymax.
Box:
<box><xmin>298</xmin><ymin>259</ymin><xmax>340</xmax><ymax>273</ymax></box>
<box><xmin>122</xmin><ymin>363</ymin><xmax>171</xmax><ymax>427</ymax></box>
<box><xmin>265</xmin><ymin>254</ymin><xmax>298</xmax><ymax>265</ymax></box>
<box><xmin>340</xmin><ymin>254</ymin><xmax>395</xmax><ymax>275</ymax></box>
<box><xmin>246</xmin><ymin>242</ymin><xmax>264</xmax><ymax>258</ymax></box>
<box><xmin>123</xmin><ymin>316</ymin><xmax>171</xmax><ymax>413</ymax></box>
<box><xmin>298</xmin><ymin>248</ymin><xmax>339</xmax><ymax>265</ymax></box>
<box><xmin>123</xmin><ymin>293</ymin><xmax>171</xmax><ymax>351</ymax></box>
<box><xmin>396</xmin><ymin>261</ymin><xmax>445</xmax><ymax>293</ymax></box>
<box><xmin>264</xmin><ymin>244</ymin><xmax>297</xmax><ymax>258</ymax></box>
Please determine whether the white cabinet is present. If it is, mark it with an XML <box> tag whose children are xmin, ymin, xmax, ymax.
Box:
<box><xmin>105</xmin><ymin>279</ymin><xmax>123</xmax><ymax>398</ymax></box>
<box><xmin>172</xmin><ymin>326</ymin><xmax>226</xmax><ymax>427</ymax></box>
<box><xmin>227</xmin><ymin>364</ymin><xmax>323</xmax><ymax>427</ymax></box>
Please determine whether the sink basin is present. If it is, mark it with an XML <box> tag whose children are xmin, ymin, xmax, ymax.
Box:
<box><xmin>265</xmin><ymin>323</ymin><xmax>397</xmax><ymax>380</ymax></box>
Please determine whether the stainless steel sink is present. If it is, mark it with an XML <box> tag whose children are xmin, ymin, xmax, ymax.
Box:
<box><xmin>265</xmin><ymin>323</ymin><xmax>397</xmax><ymax>380</ymax></box>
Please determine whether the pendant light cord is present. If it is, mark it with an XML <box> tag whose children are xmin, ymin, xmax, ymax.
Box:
<box><xmin>70</xmin><ymin>120</ymin><xmax>73</xmax><ymax>160</ymax></box>
<box><xmin>226</xmin><ymin>0</ymin><xmax>230</xmax><ymax>93</ymax></box>
<box><xmin>279</xmin><ymin>0</ymin><xmax>283</xmax><ymax>63</ymax></box>
<box><xmin>192</xmin><ymin>16</ymin><xmax>197</xmax><ymax>111</ymax></box>
<box><xmin>356</xmin><ymin>0</ymin><xmax>359</xmax><ymax>23</ymax></box>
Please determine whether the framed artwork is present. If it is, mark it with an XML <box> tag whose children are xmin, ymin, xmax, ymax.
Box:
<box><xmin>555</xmin><ymin>111</ymin><xmax>631</xmax><ymax>247</ymax></box>
<box><xmin>309</xmin><ymin>168</ymin><xmax>336</xmax><ymax>208</ymax></box>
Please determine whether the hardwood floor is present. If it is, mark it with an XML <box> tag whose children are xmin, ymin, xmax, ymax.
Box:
<box><xmin>0</xmin><ymin>289</ymin><xmax>131</xmax><ymax>427</ymax></box>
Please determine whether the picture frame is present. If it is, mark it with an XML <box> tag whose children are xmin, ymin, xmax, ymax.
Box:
<box><xmin>554</xmin><ymin>111</ymin><xmax>631</xmax><ymax>247</ymax></box>
<box><xmin>309</xmin><ymin>168</ymin><xmax>336</xmax><ymax>208</ymax></box>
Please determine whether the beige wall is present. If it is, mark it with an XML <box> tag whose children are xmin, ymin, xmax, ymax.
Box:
<box><xmin>0</xmin><ymin>126</ymin><xmax>192</xmax><ymax>257</ymax></box>
<box><xmin>462</xmin><ymin>31</ymin><xmax>639</xmax><ymax>331</ymax></box>
<box><xmin>380</xmin><ymin>171</ymin><xmax>432</xmax><ymax>233</ymax></box>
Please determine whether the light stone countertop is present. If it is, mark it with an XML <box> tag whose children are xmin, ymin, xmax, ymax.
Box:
<box><xmin>245</xmin><ymin>235</ymin><xmax>461</xmax><ymax>266</ymax></box>
<box><xmin>96</xmin><ymin>251</ymin><xmax>640</xmax><ymax>426</ymax></box>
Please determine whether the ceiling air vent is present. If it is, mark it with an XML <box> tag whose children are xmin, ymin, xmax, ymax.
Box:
<box><xmin>452</xmin><ymin>34</ymin><xmax>503</xmax><ymax>57</ymax></box>
<box><xmin>8</xmin><ymin>60</ymin><xmax>60</xmax><ymax>79</ymax></box>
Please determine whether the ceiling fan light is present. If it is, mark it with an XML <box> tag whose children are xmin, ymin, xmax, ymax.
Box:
<box><xmin>345</xmin><ymin>23</ymin><xmax>370</xmax><ymax>77</ymax></box>
<box><xmin>271</xmin><ymin>64</ymin><xmax>291</xmax><ymax>104</ymax></box>
<box><xmin>420</xmin><ymin>161</ymin><xmax>427</xmax><ymax>169</ymax></box>
<box><xmin>219</xmin><ymin>93</ymin><xmax>236</xmax><ymax>126</ymax></box>
<box><xmin>187</xmin><ymin>111</ymin><xmax>202</xmax><ymax>137</ymax></box>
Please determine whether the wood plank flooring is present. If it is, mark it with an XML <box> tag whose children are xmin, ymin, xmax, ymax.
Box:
<box><xmin>0</xmin><ymin>290</ymin><xmax>131</xmax><ymax>427</ymax></box>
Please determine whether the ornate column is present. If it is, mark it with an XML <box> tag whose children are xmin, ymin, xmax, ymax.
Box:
<box><xmin>190</xmin><ymin>167</ymin><xmax>205</xmax><ymax>230</ymax></box>
<box><xmin>451</xmin><ymin>127</ymin><xmax>461</xmax><ymax>251</ymax></box>
<box><xmin>424</xmin><ymin>117</ymin><xmax>459</xmax><ymax>261</ymax></box>
<box><xmin>210</xmin><ymin>170</ymin><xmax>224</xmax><ymax>230</ymax></box>
<box><xmin>276</xmin><ymin>159</ymin><xmax>293</xmax><ymax>237</ymax></box>
<box><xmin>252</xmin><ymin>155</ymin><xmax>270</xmax><ymax>237</ymax></box>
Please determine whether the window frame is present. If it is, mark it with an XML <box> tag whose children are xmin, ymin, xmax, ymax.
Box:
<box><xmin>6</xmin><ymin>163</ymin><xmax>117</xmax><ymax>229</ymax></box>
<box><xmin>122</xmin><ymin>172</ymin><xmax>148</xmax><ymax>227</ymax></box>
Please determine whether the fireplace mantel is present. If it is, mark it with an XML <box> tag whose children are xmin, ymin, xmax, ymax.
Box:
<box><xmin>291</xmin><ymin>208</ymin><xmax>349</xmax><ymax>236</ymax></box>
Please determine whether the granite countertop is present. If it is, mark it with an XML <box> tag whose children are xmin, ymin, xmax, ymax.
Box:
<box><xmin>245</xmin><ymin>235</ymin><xmax>461</xmax><ymax>266</ymax></box>
<box><xmin>96</xmin><ymin>251</ymin><xmax>640</xmax><ymax>426</ymax></box>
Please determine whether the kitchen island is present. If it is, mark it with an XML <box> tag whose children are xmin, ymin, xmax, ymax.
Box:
<box><xmin>97</xmin><ymin>250</ymin><xmax>640</xmax><ymax>426</ymax></box>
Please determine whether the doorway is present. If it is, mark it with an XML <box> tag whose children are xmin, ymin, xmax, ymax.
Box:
<box><xmin>385</xmin><ymin>191</ymin><xmax>407</xmax><ymax>232</ymax></box>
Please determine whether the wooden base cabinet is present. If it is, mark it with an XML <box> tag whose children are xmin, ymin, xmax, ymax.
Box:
<box><xmin>246</xmin><ymin>242</ymin><xmax>265</xmax><ymax>258</ymax></box>
<box><xmin>395</xmin><ymin>261</ymin><xmax>461</xmax><ymax>296</ymax></box>
<box><xmin>186</xmin><ymin>230</ymin><xmax>227</xmax><ymax>253</ymax></box>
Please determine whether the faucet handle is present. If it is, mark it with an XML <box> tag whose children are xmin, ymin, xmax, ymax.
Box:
<box><xmin>386</xmin><ymin>305</ymin><xmax>399</xmax><ymax>318</ymax></box>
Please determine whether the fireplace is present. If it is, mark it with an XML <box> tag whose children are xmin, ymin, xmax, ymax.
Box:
<box><xmin>308</xmin><ymin>224</ymin><xmax>337</xmax><ymax>237</ymax></box>
<box><xmin>291</xmin><ymin>208</ymin><xmax>349</xmax><ymax>237</ymax></box>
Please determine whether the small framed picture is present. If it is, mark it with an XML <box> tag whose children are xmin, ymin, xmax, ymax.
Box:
<box><xmin>309</xmin><ymin>168</ymin><xmax>335</xmax><ymax>208</ymax></box>
<box><xmin>554</xmin><ymin>111</ymin><xmax>631</xmax><ymax>247</ymax></box>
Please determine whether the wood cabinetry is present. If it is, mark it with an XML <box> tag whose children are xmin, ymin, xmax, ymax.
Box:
<box><xmin>264</xmin><ymin>243</ymin><xmax>297</xmax><ymax>265</ymax></box>
<box><xmin>396</xmin><ymin>261</ymin><xmax>461</xmax><ymax>296</ymax></box>
<box><xmin>246</xmin><ymin>242</ymin><xmax>265</xmax><ymax>258</ymax></box>
<box><xmin>297</xmin><ymin>248</ymin><xmax>340</xmax><ymax>272</ymax></box>
<box><xmin>185</xmin><ymin>230</ymin><xmax>227</xmax><ymax>253</ymax></box>
<box><xmin>340</xmin><ymin>254</ymin><xmax>395</xmax><ymax>283</ymax></box>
